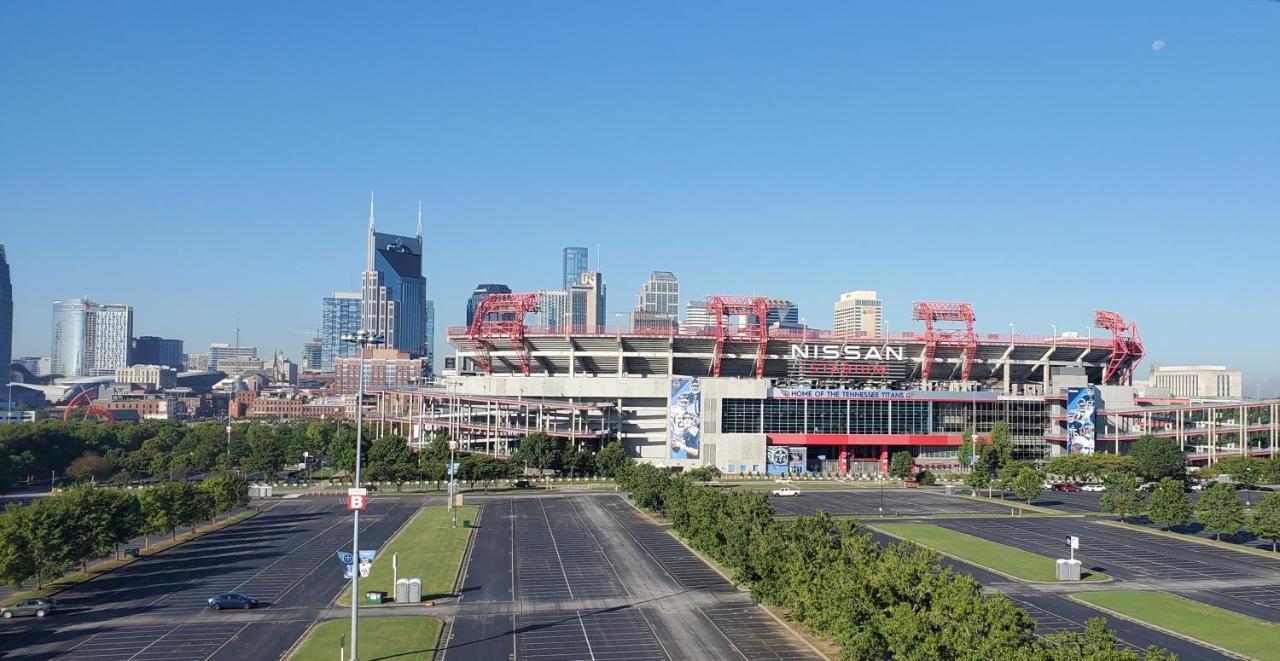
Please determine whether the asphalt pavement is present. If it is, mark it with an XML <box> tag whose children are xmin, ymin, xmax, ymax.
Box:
<box><xmin>0</xmin><ymin>497</ymin><xmax>417</xmax><ymax>661</ymax></box>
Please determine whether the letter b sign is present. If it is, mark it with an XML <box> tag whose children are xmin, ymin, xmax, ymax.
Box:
<box><xmin>347</xmin><ymin>488</ymin><xmax>368</xmax><ymax>511</ymax></box>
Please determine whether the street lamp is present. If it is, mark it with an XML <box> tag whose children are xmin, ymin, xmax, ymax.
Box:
<box><xmin>340</xmin><ymin>329</ymin><xmax>384</xmax><ymax>661</ymax></box>
<box><xmin>1051</xmin><ymin>323</ymin><xmax>1057</xmax><ymax>348</ymax></box>
<box><xmin>1009</xmin><ymin>322</ymin><xmax>1015</xmax><ymax>343</ymax></box>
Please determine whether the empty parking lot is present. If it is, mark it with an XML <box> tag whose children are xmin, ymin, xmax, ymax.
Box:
<box><xmin>443</xmin><ymin>494</ymin><xmax>821</xmax><ymax>661</ymax></box>
<box><xmin>768</xmin><ymin>487</ymin><xmax>1013</xmax><ymax>517</ymax></box>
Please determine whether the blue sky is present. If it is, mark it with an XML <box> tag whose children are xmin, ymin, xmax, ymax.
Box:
<box><xmin>2</xmin><ymin>1</ymin><xmax>1278</xmax><ymax>391</ymax></box>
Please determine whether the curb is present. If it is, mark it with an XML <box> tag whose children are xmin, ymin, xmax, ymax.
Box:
<box><xmin>1065</xmin><ymin>592</ymin><xmax>1249</xmax><ymax>660</ymax></box>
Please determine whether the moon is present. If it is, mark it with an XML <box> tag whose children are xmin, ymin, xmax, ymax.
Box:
<box><xmin>1152</xmin><ymin>40</ymin><xmax>1166</xmax><ymax>51</ymax></box>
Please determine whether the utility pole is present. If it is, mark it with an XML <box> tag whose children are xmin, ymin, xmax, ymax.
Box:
<box><xmin>342</xmin><ymin>330</ymin><xmax>383</xmax><ymax>661</ymax></box>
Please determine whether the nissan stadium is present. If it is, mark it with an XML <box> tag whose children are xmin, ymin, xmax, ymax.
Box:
<box><xmin>366</xmin><ymin>295</ymin><xmax>1279</xmax><ymax>476</ymax></box>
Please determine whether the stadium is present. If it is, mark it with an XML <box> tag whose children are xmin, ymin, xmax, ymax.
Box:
<box><xmin>367</xmin><ymin>295</ymin><xmax>1279</xmax><ymax>475</ymax></box>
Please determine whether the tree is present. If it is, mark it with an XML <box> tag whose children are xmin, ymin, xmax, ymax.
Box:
<box><xmin>989</xmin><ymin>420</ymin><xmax>1013</xmax><ymax>469</ymax></box>
<box><xmin>1045</xmin><ymin>455</ymin><xmax>1097</xmax><ymax>483</ymax></box>
<box><xmin>1099</xmin><ymin>472</ymin><xmax>1144</xmax><ymax>522</ymax></box>
<box><xmin>1196</xmin><ymin>482</ymin><xmax>1246</xmax><ymax>541</ymax></box>
<box><xmin>965</xmin><ymin>454</ymin><xmax>991</xmax><ymax>491</ymax></box>
<box><xmin>65</xmin><ymin>452</ymin><xmax>110</xmax><ymax>482</ymax></box>
<box><xmin>1010</xmin><ymin>467</ymin><xmax>1044</xmax><ymax>505</ymax></box>
<box><xmin>515</xmin><ymin>433</ymin><xmax>563</xmax><ymax>473</ymax></box>
<box><xmin>888</xmin><ymin>451</ymin><xmax>914</xmax><ymax>479</ymax></box>
<box><xmin>245</xmin><ymin>423</ymin><xmax>286</xmax><ymax>475</ymax></box>
<box><xmin>202</xmin><ymin>473</ymin><xmax>249</xmax><ymax>518</ymax></box>
<box><xmin>1128</xmin><ymin>435</ymin><xmax>1186</xmax><ymax>482</ymax></box>
<box><xmin>958</xmin><ymin>428</ymin><xmax>975</xmax><ymax>467</ymax></box>
<box><xmin>562</xmin><ymin>446</ymin><xmax>595</xmax><ymax>477</ymax></box>
<box><xmin>1214</xmin><ymin>456</ymin><xmax>1269</xmax><ymax>488</ymax></box>
<box><xmin>1248</xmin><ymin>492</ymin><xmax>1280</xmax><ymax>552</ymax></box>
<box><xmin>1147</xmin><ymin>478</ymin><xmax>1192</xmax><ymax>530</ymax></box>
<box><xmin>594</xmin><ymin>441</ymin><xmax>631</xmax><ymax>478</ymax></box>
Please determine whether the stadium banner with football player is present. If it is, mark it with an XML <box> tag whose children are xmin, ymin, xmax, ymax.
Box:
<box><xmin>1066</xmin><ymin>386</ymin><xmax>1096</xmax><ymax>454</ymax></box>
<box><xmin>667</xmin><ymin>377</ymin><xmax>702</xmax><ymax>460</ymax></box>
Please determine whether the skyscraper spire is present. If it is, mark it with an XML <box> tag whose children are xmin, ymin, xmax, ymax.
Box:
<box><xmin>366</xmin><ymin>190</ymin><xmax>376</xmax><ymax>270</ymax></box>
<box><xmin>416</xmin><ymin>200</ymin><xmax>423</xmax><ymax>240</ymax></box>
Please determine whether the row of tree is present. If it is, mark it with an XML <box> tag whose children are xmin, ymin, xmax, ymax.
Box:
<box><xmin>0</xmin><ymin>474</ymin><xmax>249</xmax><ymax>588</ymax></box>
<box><xmin>1103</xmin><ymin>477</ymin><xmax>1280</xmax><ymax>548</ymax></box>
<box><xmin>616</xmin><ymin>463</ymin><xmax>1173</xmax><ymax>660</ymax></box>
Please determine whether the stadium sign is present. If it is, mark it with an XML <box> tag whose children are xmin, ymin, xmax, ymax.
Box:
<box><xmin>789</xmin><ymin>345</ymin><xmax>906</xmax><ymax>361</ymax></box>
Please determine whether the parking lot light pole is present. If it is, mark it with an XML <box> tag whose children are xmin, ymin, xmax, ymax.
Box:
<box><xmin>342</xmin><ymin>330</ymin><xmax>383</xmax><ymax>661</ymax></box>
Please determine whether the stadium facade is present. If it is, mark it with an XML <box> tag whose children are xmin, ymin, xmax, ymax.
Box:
<box><xmin>365</xmin><ymin>295</ymin><xmax>1279</xmax><ymax>474</ymax></box>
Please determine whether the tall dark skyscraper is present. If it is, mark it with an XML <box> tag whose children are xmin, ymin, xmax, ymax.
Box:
<box><xmin>562</xmin><ymin>246</ymin><xmax>589</xmax><ymax>291</ymax></box>
<box><xmin>466</xmin><ymin>284</ymin><xmax>513</xmax><ymax>327</ymax></box>
<box><xmin>131</xmin><ymin>336</ymin><xmax>184</xmax><ymax>369</ymax></box>
<box><xmin>0</xmin><ymin>245</ymin><xmax>11</xmax><ymax>385</ymax></box>
<box><xmin>361</xmin><ymin>194</ymin><xmax>428</xmax><ymax>357</ymax></box>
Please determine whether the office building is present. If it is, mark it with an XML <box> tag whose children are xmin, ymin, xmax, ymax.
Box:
<box><xmin>209</xmin><ymin>343</ymin><xmax>257</xmax><ymax>371</ymax></box>
<box><xmin>567</xmin><ymin>271</ymin><xmax>606</xmax><ymax>332</ymax></box>
<box><xmin>633</xmin><ymin>271</ymin><xmax>679</xmax><ymax>331</ymax></box>
<box><xmin>361</xmin><ymin>194</ymin><xmax>428</xmax><ymax>357</ymax></box>
<box><xmin>834</xmin><ymin>290</ymin><xmax>884</xmax><ymax>338</ymax></box>
<box><xmin>185</xmin><ymin>353</ymin><xmax>210</xmax><ymax>372</ymax></box>
<box><xmin>13</xmin><ymin>356</ymin><xmax>41</xmax><ymax>375</ymax></box>
<box><xmin>1149</xmin><ymin>365</ymin><xmax>1243</xmax><ymax>399</ymax></box>
<box><xmin>334</xmin><ymin>348</ymin><xmax>425</xmax><ymax>394</ymax></box>
<box><xmin>50</xmin><ymin>299</ymin><xmax>133</xmax><ymax>377</ymax></box>
<box><xmin>132</xmin><ymin>336</ymin><xmax>184</xmax><ymax>369</ymax></box>
<box><xmin>537</xmin><ymin>290</ymin><xmax>568</xmax><ymax>331</ymax></box>
<box><xmin>563</xmin><ymin>247</ymin><xmax>589</xmax><ymax>291</ymax></box>
<box><xmin>217</xmin><ymin>355</ymin><xmax>265</xmax><ymax>376</ymax></box>
<box><xmin>684</xmin><ymin>299</ymin><xmax>711</xmax><ymax>331</ymax></box>
<box><xmin>301</xmin><ymin>338</ymin><xmax>323</xmax><ymax>372</ymax></box>
<box><xmin>425</xmin><ymin>299</ymin><xmax>436</xmax><ymax>376</ymax></box>
<box><xmin>0</xmin><ymin>245</ymin><xmax>11</xmax><ymax>385</ymax></box>
<box><xmin>466</xmin><ymin>284</ymin><xmax>513</xmax><ymax>327</ymax></box>
<box><xmin>116</xmin><ymin>365</ymin><xmax>177</xmax><ymax>390</ymax></box>
<box><xmin>321</xmin><ymin>292</ymin><xmax>362</xmax><ymax>371</ymax></box>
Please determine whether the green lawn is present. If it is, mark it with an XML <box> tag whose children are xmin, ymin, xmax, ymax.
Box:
<box><xmin>872</xmin><ymin>523</ymin><xmax>1107</xmax><ymax>582</ymax></box>
<box><xmin>1075</xmin><ymin>591</ymin><xmax>1280</xmax><ymax>660</ymax></box>
<box><xmin>339</xmin><ymin>505</ymin><xmax>478</xmax><ymax>605</ymax></box>
<box><xmin>291</xmin><ymin>617</ymin><xmax>441</xmax><ymax>661</ymax></box>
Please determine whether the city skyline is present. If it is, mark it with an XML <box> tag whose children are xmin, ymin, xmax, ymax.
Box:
<box><xmin>3</xmin><ymin>2</ymin><xmax>1279</xmax><ymax>392</ymax></box>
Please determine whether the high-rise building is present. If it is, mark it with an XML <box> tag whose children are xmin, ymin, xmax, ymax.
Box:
<box><xmin>185</xmin><ymin>353</ymin><xmax>210</xmax><ymax>372</ymax></box>
<box><xmin>361</xmin><ymin>194</ymin><xmax>428</xmax><ymax>357</ymax></box>
<box><xmin>301</xmin><ymin>338</ymin><xmax>323</xmax><ymax>372</ymax></box>
<box><xmin>0</xmin><ymin>245</ymin><xmax>11</xmax><ymax>385</ymax></box>
<box><xmin>567</xmin><ymin>271</ymin><xmax>606</xmax><ymax>332</ymax></box>
<box><xmin>633</xmin><ymin>271</ymin><xmax>680</xmax><ymax>331</ymax></box>
<box><xmin>131</xmin><ymin>336</ymin><xmax>184</xmax><ymax>369</ymax></box>
<box><xmin>13</xmin><ymin>356</ymin><xmax>40</xmax><ymax>375</ymax></box>
<box><xmin>537</xmin><ymin>290</ymin><xmax>568</xmax><ymax>331</ymax></box>
<box><xmin>334</xmin><ymin>348</ymin><xmax>425</xmax><ymax>394</ymax></box>
<box><xmin>683</xmin><ymin>299</ymin><xmax>711</xmax><ymax>331</ymax></box>
<box><xmin>563</xmin><ymin>247</ymin><xmax>589</xmax><ymax>291</ymax></box>
<box><xmin>50</xmin><ymin>299</ymin><xmax>133</xmax><ymax>377</ymax></box>
<box><xmin>209</xmin><ymin>343</ymin><xmax>257</xmax><ymax>371</ymax></box>
<box><xmin>322</xmin><ymin>292</ymin><xmax>362</xmax><ymax>371</ymax></box>
<box><xmin>1148</xmin><ymin>365</ymin><xmax>1243</xmax><ymax>399</ymax></box>
<box><xmin>834</xmin><ymin>290</ymin><xmax>883</xmax><ymax>338</ymax></box>
<box><xmin>425</xmin><ymin>299</ymin><xmax>436</xmax><ymax>376</ymax></box>
<box><xmin>465</xmin><ymin>284</ymin><xmax>513</xmax><ymax>327</ymax></box>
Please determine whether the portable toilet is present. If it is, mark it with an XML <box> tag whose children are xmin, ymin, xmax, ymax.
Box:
<box><xmin>395</xmin><ymin>578</ymin><xmax>410</xmax><ymax>603</ymax></box>
<box><xmin>407</xmin><ymin>578</ymin><xmax>422</xmax><ymax>603</ymax></box>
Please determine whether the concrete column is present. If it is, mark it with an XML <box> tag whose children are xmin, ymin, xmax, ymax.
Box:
<box><xmin>1003</xmin><ymin>362</ymin><xmax>1011</xmax><ymax>394</ymax></box>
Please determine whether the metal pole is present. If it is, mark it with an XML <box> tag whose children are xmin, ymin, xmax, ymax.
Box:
<box><xmin>350</xmin><ymin>336</ymin><xmax>367</xmax><ymax>661</ymax></box>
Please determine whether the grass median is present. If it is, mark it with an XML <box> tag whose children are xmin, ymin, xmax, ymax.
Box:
<box><xmin>338</xmin><ymin>504</ymin><xmax>478</xmax><ymax>605</ymax></box>
<box><xmin>290</xmin><ymin>616</ymin><xmax>441</xmax><ymax>661</ymax></box>
<box><xmin>1075</xmin><ymin>591</ymin><xmax>1280</xmax><ymax>660</ymax></box>
<box><xmin>872</xmin><ymin>523</ymin><xmax>1107</xmax><ymax>582</ymax></box>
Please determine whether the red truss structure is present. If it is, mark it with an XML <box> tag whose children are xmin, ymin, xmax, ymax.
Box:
<box><xmin>62</xmin><ymin>387</ymin><xmax>117</xmax><ymax>423</ymax></box>
<box><xmin>912</xmin><ymin>301</ymin><xmax>978</xmax><ymax>382</ymax></box>
<box><xmin>1094</xmin><ymin>309</ymin><xmax>1144</xmax><ymax>385</ymax></box>
<box><xmin>467</xmin><ymin>292</ymin><xmax>541</xmax><ymax>375</ymax></box>
<box><xmin>706</xmin><ymin>295</ymin><xmax>771</xmax><ymax>377</ymax></box>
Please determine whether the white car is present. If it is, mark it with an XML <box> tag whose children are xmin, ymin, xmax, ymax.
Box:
<box><xmin>1080</xmin><ymin>484</ymin><xmax>1105</xmax><ymax>492</ymax></box>
<box><xmin>771</xmin><ymin>488</ymin><xmax>801</xmax><ymax>497</ymax></box>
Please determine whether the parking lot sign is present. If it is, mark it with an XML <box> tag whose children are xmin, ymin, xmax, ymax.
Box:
<box><xmin>347</xmin><ymin>487</ymin><xmax>368</xmax><ymax>511</ymax></box>
<box><xmin>447</xmin><ymin>462</ymin><xmax>460</xmax><ymax>476</ymax></box>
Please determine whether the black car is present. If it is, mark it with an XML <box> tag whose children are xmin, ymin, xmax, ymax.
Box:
<box><xmin>514</xmin><ymin>479</ymin><xmax>532</xmax><ymax>488</ymax></box>
<box><xmin>208</xmin><ymin>593</ymin><xmax>258</xmax><ymax>610</ymax></box>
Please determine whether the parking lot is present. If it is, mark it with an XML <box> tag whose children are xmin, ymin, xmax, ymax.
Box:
<box><xmin>443</xmin><ymin>494</ymin><xmax>821</xmax><ymax>661</ymax></box>
<box><xmin>0</xmin><ymin>497</ymin><xmax>416</xmax><ymax>660</ymax></box>
<box><xmin>768</xmin><ymin>487</ymin><xmax>1012</xmax><ymax>517</ymax></box>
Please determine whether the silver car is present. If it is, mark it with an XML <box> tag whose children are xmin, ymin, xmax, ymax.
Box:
<box><xmin>1</xmin><ymin>598</ymin><xmax>55</xmax><ymax>619</ymax></box>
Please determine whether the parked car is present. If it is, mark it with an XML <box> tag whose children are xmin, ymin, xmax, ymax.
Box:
<box><xmin>771</xmin><ymin>488</ymin><xmax>801</xmax><ymax>497</ymax></box>
<box><xmin>1080</xmin><ymin>484</ymin><xmax>1105</xmax><ymax>492</ymax></box>
<box><xmin>1190</xmin><ymin>483</ymin><xmax>1207</xmax><ymax>491</ymax></box>
<box><xmin>208</xmin><ymin>593</ymin><xmax>259</xmax><ymax>610</ymax></box>
<box><xmin>1</xmin><ymin>598</ymin><xmax>55</xmax><ymax>619</ymax></box>
<box><xmin>513</xmin><ymin>479</ymin><xmax>532</xmax><ymax>489</ymax></box>
<box><xmin>1052</xmin><ymin>483</ymin><xmax>1080</xmax><ymax>492</ymax></box>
